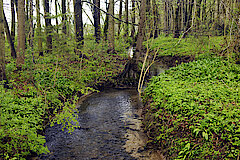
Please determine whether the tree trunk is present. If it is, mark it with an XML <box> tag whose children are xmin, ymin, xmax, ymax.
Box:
<box><xmin>11</xmin><ymin>0</ymin><xmax>15</xmax><ymax>41</ymax></box>
<box><xmin>0</xmin><ymin>0</ymin><xmax>7</xmax><ymax>81</ymax></box>
<box><xmin>107</xmin><ymin>0</ymin><xmax>115</xmax><ymax>52</ymax></box>
<box><xmin>183</xmin><ymin>0</ymin><xmax>194</xmax><ymax>37</ymax></box>
<box><xmin>130</xmin><ymin>0</ymin><xmax>135</xmax><ymax>41</ymax></box>
<box><xmin>164</xmin><ymin>0</ymin><xmax>169</xmax><ymax>35</ymax></box>
<box><xmin>170</xmin><ymin>2</ymin><xmax>174</xmax><ymax>34</ymax></box>
<box><xmin>55</xmin><ymin>0</ymin><xmax>58</xmax><ymax>33</ymax></box>
<box><xmin>118</xmin><ymin>0</ymin><xmax>123</xmax><ymax>37</ymax></box>
<box><xmin>26</xmin><ymin>0</ymin><xmax>29</xmax><ymax>34</ymax></box>
<box><xmin>174</xmin><ymin>0</ymin><xmax>181</xmax><ymax>38</ymax></box>
<box><xmin>103</xmin><ymin>0</ymin><xmax>109</xmax><ymax>40</ymax></box>
<box><xmin>16</xmin><ymin>0</ymin><xmax>25</xmax><ymax>68</ymax></box>
<box><xmin>124</xmin><ymin>0</ymin><xmax>129</xmax><ymax>38</ymax></box>
<box><xmin>196</xmin><ymin>0</ymin><xmax>202</xmax><ymax>32</ymax></box>
<box><xmin>153</xmin><ymin>0</ymin><xmax>159</xmax><ymax>38</ymax></box>
<box><xmin>202</xmin><ymin>0</ymin><xmax>206</xmax><ymax>24</ymax></box>
<box><xmin>36</xmin><ymin>0</ymin><xmax>43</xmax><ymax>56</ymax></box>
<box><xmin>15</xmin><ymin>0</ymin><xmax>18</xmax><ymax>12</ymax></box>
<box><xmin>93</xmin><ymin>0</ymin><xmax>101</xmax><ymax>43</ymax></box>
<box><xmin>62</xmin><ymin>0</ymin><xmax>66</xmax><ymax>34</ymax></box>
<box><xmin>67</xmin><ymin>0</ymin><xmax>71</xmax><ymax>36</ymax></box>
<box><xmin>3</xmin><ymin>11</ymin><xmax>17</xmax><ymax>59</ymax></box>
<box><xmin>145</xmin><ymin>0</ymin><xmax>151</xmax><ymax>37</ymax></box>
<box><xmin>29</xmin><ymin>0</ymin><xmax>34</xmax><ymax>63</ymax></box>
<box><xmin>44</xmin><ymin>0</ymin><xmax>52</xmax><ymax>53</ymax></box>
<box><xmin>74</xmin><ymin>0</ymin><xmax>84</xmax><ymax>50</ymax></box>
<box><xmin>134</xmin><ymin>0</ymin><xmax>146</xmax><ymax>60</ymax></box>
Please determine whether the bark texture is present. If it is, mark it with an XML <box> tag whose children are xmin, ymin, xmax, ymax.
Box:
<box><xmin>118</xmin><ymin>0</ymin><xmax>123</xmax><ymax>37</ymax></box>
<box><xmin>36</xmin><ymin>0</ymin><xmax>43</xmax><ymax>56</ymax></box>
<box><xmin>135</xmin><ymin>0</ymin><xmax>146</xmax><ymax>60</ymax></box>
<box><xmin>62</xmin><ymin>0</ymin><xmax>66</xmax><ymax>34</ymax></box>
<box><xmin>3</xmin><ymin>11</ymin><xmax>16</xmax><ymax>58</ymax></box>
<box><xmin>174</xmin><ymin>0</ymin><xmax>181</xmax><ymax>38</ymax></box>
<box><xmin>0</xmin><ymin>0</ymin><xmax>6</xmax><ymax>81</ymax></box>
<box><xmin>16</xmin><ymin>0</ymin><xmax>25</xmax><ymax>68</ymax></box>
<box><xmin>44</xmin><ymin>0</ymin><xmax>52</xmax><ymax>53</ymax></box>
<box><xmin>11</xmin><ymin>0</ymin><xmax>15</xmax><ymax>41</ymax></box>
<box><xmin>107</xmin><ymin>0</ymin><xmax>115</xmax><ymax>52</ymax></box>
<box><xmin>74</xmin><ymin>0</ymin><xmax>84</xmax><ymax>48</ymax></box>
<box><xmin>93</xmin><ymin>0</ymin><xmax>101</xmax><ymax>43</ymax></box>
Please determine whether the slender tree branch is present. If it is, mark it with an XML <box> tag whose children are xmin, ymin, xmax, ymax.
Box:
<box><xmin>82</xmin><ymin>1</ymin><xmax>139</xmax><ymax>26</ymax></box>
<box><xmin>82</xmin><ymin>8</ymin><xmax>94</xmax><ymax>26</ymax></box>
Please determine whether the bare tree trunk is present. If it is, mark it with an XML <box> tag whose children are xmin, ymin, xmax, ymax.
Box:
<box><xmin>174</xmin><ymin>0</ymin><xmax>181</xmax><ymax>38</ymax></box>
<box><xmin>36</xmin><ymin>0</ymin><xmax>43</xmax><ymax>56</ymax></box>
<box><xmin>202</xmin><ymin>0</ymin><xmax>206</xmax><ymax>23</ymax></box>
<box><xmin>16</xmin><ymin>0</ymin><xmax>25</xmax><ymax>68</ymax></box>
<box><xmin>74</xmin><ymin>0</ymin><xmax>84</xmax><ymax>50</ymax></box>
<box><xmin>183</xmin><ymin>0</ymin><xmax>194</xmax><ymax>37</ymax></box>
<box><xmin>180</xmin><ymin>0</ymin><xmax>184</xmax><ymax>32</ymax></box>
<box><xmin>44</xmin><ymin>0</ymin><xmax>52</xmax><ymax>53</ymax></box>
<box><xmin>67</xmin><ymin>0</ymin><xmax>71</xmax><ymax>36</ymax></box>
<box><xmin>130</xmin><ymin>0</ymin><xmax>135</xmax><ymax>40</ymax></box>
<box><xmin>26</xmin><ymin>0</ymin><xmax>29</xmax><ymax>34</ymax></box>
<box><xmin>3</xmin><ymin>11</ymin><xmax>17</xmax><ymax>58</ymax></box>
<box><xmin>93</xmin><ymin>0</ymin><xmax>101</xmax><ymax>43</ymax></box>
<box><xmin>125</xmin><ymin>0</ymin><xmax>129</xmax><ymax>37</ymax></box>
<box><xmin>55</xmin><ymin>0</ymin><xmax>58</xmax><ymax>33</ymax></box>
<box><xmin>170</xmin><ymin>2</ymin><xmax>174</xmax><ymax>34</ymax></box>
<box><xmin>196</xmin><ymin>0</ymin><xmax>202</xmax><ymax>32</ymax></box>
<box><xmin>0</xmin><ymin>0</ymin><xmax>7</xmax><ymax>81</ymax></box>
<box><xmin>62</xmin><ymin>0</ymin><xmax>66</xmax><ymax>34</ymax></box>
<box><xmin>107</xmin><ymin>0</ymin><xmax>115</xmax><ymax>52</ymax></box>
<box><xmin>153</xmin><ymin>0</ymin><xmax>159</xmax><ymax>38</ymax></box>
<box><xmin>164</xmin><ymin>0</ymin><xmax>169</xmax><ymax>35</ymax></box>
<box><xmin>103</xmin><ymin>0</ymin><xmax>109</xmax><ymax>40</ymax></box>
<box><xmin>29</xmin><ymin>0</ymin><xmax>34</xmax><ymax>63</ymax></box>
<box><xmin>15</xmin><ymin>0</ymin><xmax>18</xmax><ymax>12</ymax></box>
<box><xmin>11</xmin><ymin>0</ymin><xmax>15</xmax><ymax>41</ymax></box>
<box><xmin>118</xmin><ymin>0</ymin><xmax>123</xmax><ymax>37</ymax></box>
<box><xmin>135</xmin><ymin>0</ymin><xmax>146</xmax><ymax>60</ymax></box>
<box><xmin>103</xmin><ymin>13</ymin><xmax>109</xmax><ymax>40</ymax></box>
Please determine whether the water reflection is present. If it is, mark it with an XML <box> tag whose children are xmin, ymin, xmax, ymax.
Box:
<box><xmin>41</xmin><ymin>89</ymin><xmax>164</xmax><ymax>160</ymax></box>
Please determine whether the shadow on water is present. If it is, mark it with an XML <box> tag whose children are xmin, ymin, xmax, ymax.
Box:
<box><xmin>41</xmin><ymin>89</ymin><xmax>165</xmax><ymax>160</ymax></box>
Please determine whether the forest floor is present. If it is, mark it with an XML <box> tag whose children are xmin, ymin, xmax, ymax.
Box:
<box><xmin>141</xmin><ymin>35</ymin><xmax>240</xmax><ymax>159</ymax></box>
<box><xmin>1</xmin><ymin>37</ymin><xmax>130</xmax><ymax>159</ymax></box>
<box><xmin>1</xmin><ymin>35</ymin><xmax>239</xmax><ymax>159</ymax></box>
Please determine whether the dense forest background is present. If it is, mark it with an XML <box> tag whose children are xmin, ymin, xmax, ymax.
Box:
<box><xmin>0</xmin><ymin>0</ymin><xmax>239</xmax><ymax>159</ymax></box>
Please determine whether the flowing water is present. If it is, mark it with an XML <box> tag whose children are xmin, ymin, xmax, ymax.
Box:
<box><xmin>41</xmin><ymin>89</ymin><xmax>165</xmax><ymax>160</ymax></box>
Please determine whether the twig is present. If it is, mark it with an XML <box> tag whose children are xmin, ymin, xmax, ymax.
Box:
<box><xmin>82</xmin><ymin>8</ymin><xmax>94</xmax><ymax>26</ymax></box>
<box><xmin>81</xmin><ymin>1</ymin><xmax>139</xmax><ymax>26</ymax></box>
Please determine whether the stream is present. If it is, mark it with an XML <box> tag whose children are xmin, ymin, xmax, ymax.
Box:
<box><xmin>40</xmin><ymin>89</ymin><xmax>165</xmax><ymax>160</ymax></box>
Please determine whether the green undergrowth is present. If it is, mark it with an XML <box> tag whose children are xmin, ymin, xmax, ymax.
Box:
<box><xmin>143</xmin><ymin>58</ymin><xmax>240</xmax><ymax>159</ymax></box>
<box><xmin>145</xmin><ymin>35</ymin><xmax>224</xmax><ymax>58</ymax></box>
<box><xmin>1</xmin><ymin>37</ymin><xmax>128</xmax><ymax>159</ymax></box>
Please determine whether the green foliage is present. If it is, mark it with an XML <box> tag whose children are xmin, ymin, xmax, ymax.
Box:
<box><xmin>145</xmin><ymin>35</ymin><xmax>224</xmax><ymax>58</ymax></box>
<box><xmin>143</xmin><ymin>58</ymin><xmax>240</xmax><ymax>159</ymax></box>
<box><xmin>0</xmin><ymin>85</ymin><xmax>48</xmax><ymax>159</ymax></box>
<box><xmin>2</xmin><ymin>31</ymin><xmax>128</xmax><ymax>159</ymax></box>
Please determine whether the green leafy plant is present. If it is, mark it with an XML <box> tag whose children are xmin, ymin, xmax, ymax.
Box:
<box><xmin>1</xmin><ymin>35</ymin><xmax>128</xmax><ymax>159</ymax></box>
<box><xmin>143</xmin><ymin>58</ymin><xmax>240</xmax><ymax>159</ymax></box>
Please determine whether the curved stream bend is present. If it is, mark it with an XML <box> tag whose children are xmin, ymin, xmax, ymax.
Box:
<box><xmin>41</xmin><ymin>89</ymin><xmax>164</xmax><ymax>160</ymax></box>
